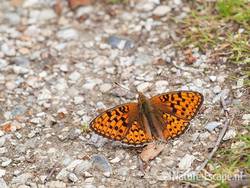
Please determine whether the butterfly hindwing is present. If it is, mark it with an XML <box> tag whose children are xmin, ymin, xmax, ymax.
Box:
<box><xmin>122</xmin><ymin>120</ymin><xmax>152</xmax><ymax>144</ymax></box>
<box><xmin>161</xmin><ymin>113</ymin><xmax>189</xmax><ymax>140</ymax></box>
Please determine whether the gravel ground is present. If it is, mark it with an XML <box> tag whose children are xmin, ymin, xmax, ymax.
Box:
<box><xmin>0</xmin><ymin>0</ymin><xmax>248</xmax><ymax>187</ymax></box>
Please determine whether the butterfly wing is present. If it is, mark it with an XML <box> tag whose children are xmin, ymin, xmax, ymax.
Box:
<box><xmin>90</xmin><ymin>103</ymin><xmax>152</xmax><ymax>145</ymax></box>
<box><xmin>150</xmin><ymin>91</ymin><xmax>203</xmax><ymax>140</ymax></box>
<box><xmin>122</xmin><ymin>120</ymin><xmax>152</xmax><ymax>145</ymax></box>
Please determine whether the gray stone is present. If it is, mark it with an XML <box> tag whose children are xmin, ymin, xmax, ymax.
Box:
<box><xmin>16</xmin><ymin>185</ymin><xmax>29</xmax><ymax>188</ymax></box>
<box><xmin>136</xmin><ymin>82</ymin><xmax>152</xmax><ymax>92</ymax></box>
<box><xmin>89</xmin><ymin>133</ymin><xmax>107</xmax><ymax>148</ymax></box>
<box><xmin>91</xmin><ymin>154</ymin><xmax>112</xmax><ymax>175</ymax></box>
<box><xmin>194</xmin><ymin>79</ymin><xmax>203</xmax><ymax>87</ymax></box>
<box><xmin>59</xmin><ymin>64</ymin><xmax>69</xmax><ymax>72</ymax></box>
<box><xmin>23</xmin><ymin>0</ymin><xmax>40</xmax><ymax>7</ymax></box>
<box><xmin>153</xmin><ymin>5</ymin><xmax>171</xmax><ymax>16</ymax></box>
<box><xmin>15</xmin><ymin>132</ymin><xmax>22</xmax><ymax>139</ymax></box>
<box><xmin>46</xmin><ymin>180</ymin><xmax>66</xmax><ymax>188</ymax></box>
<box><xmin>37</xmin><ymin>89</ymin><xmax>51</xmax><ymax>101</ymax></box>
<box><xmin>107</xmin><ymin>36</ymin><xmax>134</xmax><ymax>50</ymax></box>
<box><xmin>212</xmin><ymin>89</ymin><xmax>230</xmax><ymax>103</ymax></box>
<box><xmin>13</xmin><ymin>57</ymin><xmax>30</xmax><ymax>67</ymax></box>
<box><xmin>82</xmin><ymin>184</ymin><xmax>96</xmax><ymax>188</ymax></box>
<box><xmin>99</xmin><ymin>83</ymin><xmax>112</xmax><ymax>93</ymax></box>
<box><xmin>242</xmin><ymin>114</ymin><xmax>250</xmax><ymax>120</ymax></box>
<box><xmin>11</xmin><ymin>105</ymin><xmax>27</xmax><ymax>117</ymax></box>
<box><xmin>205</xmin><ymin>121</ymin><xmax>221</xmax><ymax>132</ymax></box>
<box><xmin>1</xmin><ymin>158</ymin><xmax>12</xmax><ymax>167</ymax></box>
<box><xmin>66</xmin><ymin>160</ymin><xmax>83</xmax><ymax>171</ymax></box>
<box><xmin>57</xmin><ymin>28</ymin><xmax>79</xmax><ymax>41</ymax></box>
<box><xmin>68</xmin><ymin>128</ymin><xmax>81</xmax><ymax>140</ymax></box>
<box><xmin>0</xmin><ymin>169</ymin><xmax>6</xmax><ymax>178</ymax></box>
<box><xmin>236</xmin><ymin>77</ymin><xmax>244</xmax><ymax>88</ymax></box>
<box><xmin>1</xmin><ymin>43</ymin><xmax>16</xmax><ymax>56</ymax></box>
<box><xmin>0</xmin><ymin>147</ymin><xmax>7</xmax><ymax>154</ymax></box>
<box><xmin>213</xmin><ymin>85</ymin><xmax>221</xmax><ymax>94</ymax></box>
<box><xmin>155</xmin><ymin>80</ymin><xmax>169</xmax><ymax>93</ymax></box>
<box><xmin>140</xmin><ymin>2</ymin><xmax>155</xmax><ymax>11</ymax></box>
<box><xmin>82</xmin><ymin>79</ymin><xmax>103</xmax><ymax>90</ymax></box>
<box><xmin>110</xmin><ymin>156</ymin><xmax>121</xmax><ymax>164</ymax></box>
<box><xmin>69</xmin><ymin>71</ymin><xmax>81</xmax><ymax>82</ymax></box>
<box><xmin>178</xmin><ymin>154</ymin><xmax>196</xmax><ymax>170</ymax></box>
<box><xmin>68</xmin><ymin>172</ymin><xmax>78</xmax><ymax>182</ymax></box>
<box><xmin>76</xmin><ymin>6</ymin><xmax>94</xmax><ymax>17</ymax></box>
<box><xmin>0</xmin><ymin>178</ymin><xmax>8</xmax><ymax>188</ymax></box>
<box><xmin>74</xmin><ymin>96</ymin><xmax>84</xmax><ymax>105</ymax></box>
<box><xmin>117</xmin><ymin>167</ymin><xmax>129</xmax><ymax>176</ymax></box>
<box><xmin>4</xmin><ymin>12</ymin><xmax>21</xmax><ymax>25</ymax></box>
<box><xmin>223</xmin><ymin>129</ymin><xmax>236</xmax><ymax>141</ymax></box>
<box><xmin>209</xmin><ymin>75</ymin><xmax>217</xmax><ymax>82</ymax></box>
<box><xmin>56</xmin><ymin>168</ymin><xmax>69</xmax><ymax>181</ymax></box>
<box><xmin>74</xmin><ymin>160</ymin><xmax>92</xmax><ymax>175</ymax></box>
<box><xmin>0</xmin><ymin>137</ymin><xmax>6</xmax><ymax>147</ymax></box>
<box><xmin>11</xmin><ymin>173</ymin><xmax>32</xmax><ymax>184</ymax></box>
<box><xmin>39</xmin><ymin>9</ymin><xmax>57</xmax><ymax>21</ymax></box>
<box><xmin>0</xmin><ymin>59</ymin><xmax>8</xmax><ymax>69</ymax></box>
<box><xmin>12</xmin><ymin>65</ymin><xmax>30</xmax><ymax>74</ymax></box>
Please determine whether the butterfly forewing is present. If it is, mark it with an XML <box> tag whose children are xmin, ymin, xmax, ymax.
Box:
<box><xmin>150</xmin><ymin>91</ymin><xmax>203</xmax><ymax>120</ymax></box>
<box><xmin>90</xmin><ymin>103</ymin><xmax>151</xmax><ymax>145</ymax></box>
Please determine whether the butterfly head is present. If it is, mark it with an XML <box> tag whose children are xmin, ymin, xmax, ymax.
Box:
<box><xmin>138</xmin><ymin>92</ymin><xmax>149</xmax><ymax>105</ymax></box>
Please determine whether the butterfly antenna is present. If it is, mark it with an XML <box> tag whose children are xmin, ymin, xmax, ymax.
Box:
<box><xmin>114</xmin><ymin>82</ymin><xmax>138</xmax><ymax>94</ymax></box>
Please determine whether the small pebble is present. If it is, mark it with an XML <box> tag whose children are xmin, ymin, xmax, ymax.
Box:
<box><xmin>1</xmin><ymin>158</ymin><xmax>12</xmax><ymax>167</ymax></box>
<box><xmin>39</xmin><ymin>9</ymin><xmax>57</xmax><ymax>21</ymax></box>
<box><xmin>74</xmin><ymin>96</ymin><xmax>84</xmax><ymax>105</ymax></box>
<box><xmin>92</xmin><ymin>154</ymin><xmax>112</xmax><ymax>175</ymax></box>
<box><xmin>136</xmin><ymin>82</ymin><xmax>152</xmax><ymax>92</ymax></box>
<box><xmin>68</xmin><ymin>172</ymin><xmax>78</xmax><ymax>182</ymax></box>
<box><xmin>107</xmin><ymin>36</ymin><xmax>134</xmax><ymax>50</ymax></box>
<box><xmin>69</xmin><ymin>71</ymin><xmax>81</xmax><ymax>82</ymax></box>
<box><xmin>153</xmin><ymin>5</ymin><xmax>171</xmax><ymax>16</ymax></box>
<box><xmin>56</xmin><ymin>168</ymin><xmax>69</xmax><ymax>181</ymax></box>
<box><xmin>74</xmin><ymin>160</ymin><xmax>92</xmax><ymax>175</ymax></box>
<box><xmin>1</xmin><ymin>43</ymin><xmax>16</xmax><ymax>56</ymax></box>
<box><xmin>223</xmin><ymin>129</ymin><xmax>236</xmax><ymax>141</ymax></box>
<box><xmin>46</xmin><ymin>180</ymin><xmax>66</xmax><ymax>188</ymax></box>
<box><xmin>242</xmin><ymin>114</ymin><xmax>250</xmax><ymax>120</ymax></box>
<box><xmin>0</xmin><ymin>59</ymin><xmax>8</xmax><ymax>69</ymax></box>
<box><xmin>100</xmin><ymin>83</ymin><xmax>112</xmax><ymax>93</ymax></box>
<box><xmin>57</xmin><ymin>28</ymin><xmax>79</xmax><ymax>41</ymax></box>
<box><xmin>213</xmin><ymin>85</ymin><xmax>221</xmax><ymax>94</ymax></box>
<box><xmin>0</xmin><ymin>169</ymin><xmax>6</xmax><ymax>178</ymax></box>
<box><xmin>11</xmin><ymin>173</ymin><xmax>32</xmax><ymax>184</ymax></box>
<box><xmin>178</xmin><ymin>154</ymin><xmax>196</xmax><ymax>170</ymax></box>
<box><xmin>0</xmin><ymin>178</ymin><xmax>8</xmax><ymax>188</ymax></box>
<box><xmin>205</xmin><ymin>121</ymin><xmax>221</xmax><ymax>132</ymax></box>
<box><xmin>209</xmin><ymin>75</ymin><xmax>217</xmax><ymax>82</ymax></box>
<box><xmin>0</xmin><ymin>137</ymin><xmax>6</xmax><ymax>147</ymax></box>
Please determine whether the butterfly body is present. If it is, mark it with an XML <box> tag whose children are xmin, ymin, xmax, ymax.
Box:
<box><xmin>90</xmin><ymin>91</ymin><xmax>203</xmax><ymax>145</ymax></box>
<box><xmin>138</xmin><ymin>92</ymin><xmax>164</xmax><ymax>140</ymax></box>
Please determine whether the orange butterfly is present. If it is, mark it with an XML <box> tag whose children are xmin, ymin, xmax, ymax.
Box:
<box><xmin>90</xmin><ymin>91</ymin><xmax>203</xmax><ymax>145</ymax></box>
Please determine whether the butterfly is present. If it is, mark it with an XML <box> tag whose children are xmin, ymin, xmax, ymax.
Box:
<box><xmin>90</xmin><ymin>91</ymin><xmax>203</xmax><ymax>145</ymax></box>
